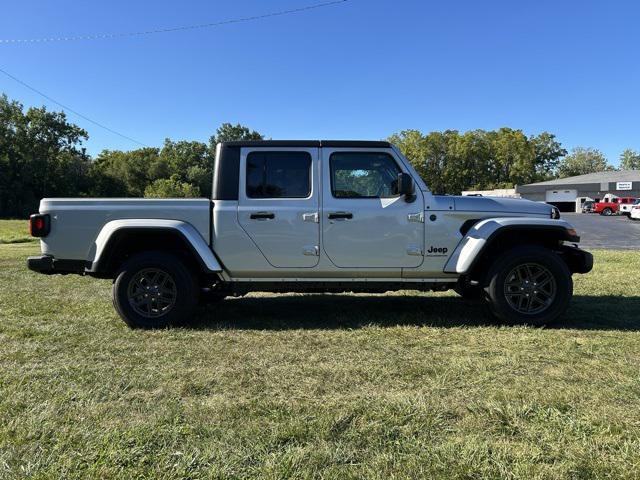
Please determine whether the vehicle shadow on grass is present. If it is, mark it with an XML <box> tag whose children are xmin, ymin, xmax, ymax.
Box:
<box><xmin>189</xmin><ymin>294</ymin><xmax>640</xmax><ymax>331</ymax></box>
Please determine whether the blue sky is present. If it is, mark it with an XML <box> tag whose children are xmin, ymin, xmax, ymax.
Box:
<box><xmin>1</xmin><ymin>0</ymin><xmax>639</xmax><ymax>165</ymax></box>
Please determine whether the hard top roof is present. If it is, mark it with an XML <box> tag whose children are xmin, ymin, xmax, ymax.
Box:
<box><xmin>219</xmin><ymin>140</ymin><xmax>392</xmax><ymax>148</ymax></box>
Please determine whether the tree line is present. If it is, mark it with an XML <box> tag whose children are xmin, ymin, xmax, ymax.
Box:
<box><xmin>389</xmin><ymin>130</ymin><xmax>639</xmax><ymax>195</ymax></box>
<box><xmin>1</xmin><ymin>93</ymin><xmax>639</xmax><ymax>217</ymax></box>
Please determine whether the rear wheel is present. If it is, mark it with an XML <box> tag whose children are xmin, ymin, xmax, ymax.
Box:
<box><xmin>112</xmin><ymin>251</ymin><xmax>198</xmax><ymax>328</ymax></box>
<box><xmin>484</xmin><ymin>245</ymin><xmax>573</xmax><ymax>326</ymax></box>
<box><xmin>601</xmin><ymin>207</ymin><xmax>613</xmax><ymax>216</ymax></box>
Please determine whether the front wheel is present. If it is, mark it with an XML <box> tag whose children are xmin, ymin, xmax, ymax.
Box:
<box><xmin>484</xmin><ymin>246</ymin><xmax>573</xmax><ymax>326</ymax></box>
<box><xmin>112</xmin><ymin>251</ymin><xmax>199</xmax><ymax>328</ymax></box>
<box><xmin>601</xmin><ymin>207</ymin><xmax>613</xmax><ymax>216</ymax></box>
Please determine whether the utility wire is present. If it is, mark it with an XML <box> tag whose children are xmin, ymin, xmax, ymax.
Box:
<box><xmin>0</xmin><ymin>0</ymin><xmax>348</xmax><ymax>44</ymax></box>
<box><xmin>0</xmin><ymin>66</ymin><xmax>147</xmax><ymax>147</ymax></box>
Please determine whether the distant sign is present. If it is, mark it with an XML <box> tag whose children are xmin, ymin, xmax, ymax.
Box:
<box><xmin>616</xmin><ymin>181</ymin><xmax>633</xmax><ymax>191</ymax></box>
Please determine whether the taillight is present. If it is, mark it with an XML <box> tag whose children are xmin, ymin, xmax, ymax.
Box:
<box><xmin>29</xmin><ymin>214</ymin><xmax>50</xmax><ymax>237</ymax></box>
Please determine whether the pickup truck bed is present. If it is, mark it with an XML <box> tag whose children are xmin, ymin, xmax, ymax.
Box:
<box><xmin>37</xmin><ymin>198</ymin><xmax>211</xmax><ymax>263</ymax></box>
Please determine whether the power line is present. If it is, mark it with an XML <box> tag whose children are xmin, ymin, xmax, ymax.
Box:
<box><xmin>0</xmin><ymin>66</ymin><xmax>147</xmax><ymax>147</ymax></box>
<box><xmin>0</xmin><ymin>0</ymin><xmax>348</xmax><ymax>44</ymax></box>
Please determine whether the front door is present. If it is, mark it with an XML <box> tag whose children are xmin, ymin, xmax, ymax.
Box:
<box><xmin>238</xmin><ymin>147</ymin><xmax>320</xmax><ymax>268</ymax></box>
<box><xmin>321</xmin><ymin>148</ymin><xmax>425</xmax><ymax>268</ymax></box>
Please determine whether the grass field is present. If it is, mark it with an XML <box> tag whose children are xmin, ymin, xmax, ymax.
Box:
<box><xmin>0</xmin><ymin>219</ymin><xmax>36</xmax><ymax>244</ymax></box>
<box><xmin>1</xmin><ymin>220</ymin><xmax>639</xmax><ymax>479</ymax></box>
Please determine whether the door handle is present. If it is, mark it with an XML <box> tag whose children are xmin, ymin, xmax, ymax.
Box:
<box><xmin>250</xmin><ymin>212</ymin><xmax>275</xmax><ymax>220</ymax></box>
<box><xmin>327</xmin><ymin>211</ymin><xmax>353</xmax><ymax>220</ymax></box>
<box><xmin>302</xmin><ymin>212</ymin><xmax>319</xmax><ymax>223</ymax></box>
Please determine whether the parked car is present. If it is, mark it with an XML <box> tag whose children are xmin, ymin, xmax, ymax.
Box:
<box><xmin>593</xmin><ymin>197</ymin><xmax>637</xmax><ymax>216</ymax></box>
<box><xmin>619</xmin><ymin>198</ymin><xmax>640</xmax><ymax>218</ymax></box>
<box><xmin>581</xmin><ymin>200</ymin><xmax>595</xmax><ymax>213</ymax></box>
<box><xmin>27</xmin><ymin>140</ymin><xmax>593</xmax><ymax>328</ymax></box>
<box><xmin>630</xmin><ymin>202</ymin><xmax>640</xmax><ymax>221</ymax></box>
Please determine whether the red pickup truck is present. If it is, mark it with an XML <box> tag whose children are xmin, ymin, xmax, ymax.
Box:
<box><xmin>593</xmin><ymin>197</ymin><xmax>637</xmax><ymax>216</ymax></box>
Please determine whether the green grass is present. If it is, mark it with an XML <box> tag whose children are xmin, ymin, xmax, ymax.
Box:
<box><xmin>1</xmin><ymin>230</ymin><xmax>639</xmax><ymax>478</ymax></box>
<box><xmin>0</xmin><ymin>219</ymin><xmax>36</xmax><ymax>244</ymax></box>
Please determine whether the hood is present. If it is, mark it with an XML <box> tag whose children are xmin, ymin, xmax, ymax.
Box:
<box><xmin>451</xmin><ymin>195</ymin><xmax>553</xmax><ymax>216</ymax></box>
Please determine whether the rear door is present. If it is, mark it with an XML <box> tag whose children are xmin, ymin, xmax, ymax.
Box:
<box><xmin>238</xmin><ymin>147</ymin><xmax>320</xmax><ymax>268</ymax></box>
<box><xmin>321</xmin><ymin>148</ymin><xmax>425</xmax><ymax>268</ymax></box>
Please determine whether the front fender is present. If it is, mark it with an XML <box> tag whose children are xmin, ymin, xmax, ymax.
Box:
<box><xmin>90</xmin><ymin>219</ymin><xmax>222</xmax><ymax>273</ymax></box>
<box><xmin>443</xmin><ymin>217</ymin><xmax>579</xmax><ymax>274</ymax></box>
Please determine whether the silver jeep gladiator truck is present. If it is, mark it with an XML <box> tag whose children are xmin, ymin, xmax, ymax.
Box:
<box><xmin>28</xmin><ymin>140</ymin><xmax>593</xmax><ymax>328</ymax></box>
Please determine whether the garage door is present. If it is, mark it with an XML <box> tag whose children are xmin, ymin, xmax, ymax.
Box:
<box><xmin>545</xmin><ymin>189</ymin><xmax>577</xmax><ymax>202</ymax></box>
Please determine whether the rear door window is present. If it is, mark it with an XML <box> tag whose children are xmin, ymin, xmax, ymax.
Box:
<box><xmin>246</xmin><ymin>151</ymin><xmax>311</xmax><ymax>198</ymax></box>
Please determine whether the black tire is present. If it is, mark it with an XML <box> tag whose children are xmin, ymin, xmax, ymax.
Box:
<box><xmin>601</xmin><ymin>207</ymin><xmax>613</xmax><ymax>216</ymax></box>
<box><xmin>484</xmin><ymin>245</ymin><xmax>573</xmax><ymax>326</ymax></box>
<box><xmin>112</xmin><ymin>251</ymin><xmax>198</xmax><ymax>328</ymax></box>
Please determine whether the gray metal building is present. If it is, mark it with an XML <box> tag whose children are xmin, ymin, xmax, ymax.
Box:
<box><xmin>516</xmin><ymin>170</ymin><xmax>640</xmax><ymax>211</ymax></box>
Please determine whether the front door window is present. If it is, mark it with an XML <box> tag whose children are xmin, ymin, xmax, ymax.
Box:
<box><xmin>330</xmin><ymin>152</ymin><xmax>400</xmax><ymax>198</ymax></box>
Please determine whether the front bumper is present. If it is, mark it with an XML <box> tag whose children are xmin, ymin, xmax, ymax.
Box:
<box><xmin>557</xmin><ymin>245</ymin><xmax>593</xmax><ymax>274</ymax></box>
<box><xmin>27</xmin><ymin>255</ymin><xmax>89</xmax><ymax>275</ymax></box>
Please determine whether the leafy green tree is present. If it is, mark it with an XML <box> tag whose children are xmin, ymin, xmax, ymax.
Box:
<box><xmin>619</xmin><ymin>149</ymin><xmax>640</xmax><ymax>170</ymax></box>
<box><xmin>210</xmin><ymin>122</ymin><xmax>264</xmax><ymax>144</ymax></box>
<box><xmin>89</xmin><ymin>148</ymin><xmax>160</xmax><ymax>197</ymax></box>
<box><xmin>0</xmin><ymin>94</ymin><xmax>89</xmax><ymax>217</ymax></box>
<box><xmin>530</xmin><ymin>132</ymin><xmax>567</xmax><ymax>178</ymax></box>
<box><xmin>208</xmin><ymin>122</ymin><xmax>264</xmax><ymax>157</ymax></box>
<box><xmin>0</xmin><ymin>92</ymin><xmax>268</xmax><ymax>212</ymax></box>
<box><xmin>89</xmin><ymin>124</ymin><xmax>264</xmax><ymax>199</ymax></box>
<box><xmin>557</xmin><ymin>147</ymin><xmax>613</xmax><ymax>178</ymax></box>
<box><xmin>144</xmin><ymin>175</ymin><xmax>200</xmax><ymax>198</ymax></box>
<box><xmin>389</xmin><ymin>129</ymin><xmax>461</xmax><ymax>194</ymax></box>
<box><xmin>158</xmin><ymin>139</ymin><xmax>211</xmax><ymax>195</ymax></box>
<box><xmin>389</xmin><ymin>128</ymin><xmax>563</xmax><ymax>194</ymax></box>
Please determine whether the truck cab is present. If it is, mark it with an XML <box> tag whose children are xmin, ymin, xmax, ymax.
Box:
<box><xmin>213</xmin><ymin>141</ymin><xmax>431</xmax><ymax>278</ymax></box>
<box><xmin>28</xmin><ymin>140</ymin><xmax>593</xmax><ymax>329</ymax></box>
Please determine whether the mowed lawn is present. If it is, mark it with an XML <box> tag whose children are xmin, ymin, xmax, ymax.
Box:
<box><xmin>0</xmin><ymin>219</ymin><xmax>36</xmax><ymax>245</ymax></box>
<box><xmin>1</xmin><ymin>220</ymin><xmax>639</xmax><ymax>479</ymax></box>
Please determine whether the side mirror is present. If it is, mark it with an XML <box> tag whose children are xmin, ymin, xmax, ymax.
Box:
<box><xmin>397</xmin><ymin>172</ymin><xmax>415</xmax><ymax>202</ymax></box>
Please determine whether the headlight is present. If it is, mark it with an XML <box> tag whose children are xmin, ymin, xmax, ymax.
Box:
<box><xmin>551</xmin><ymin>207</ymin><xmax>561</xmax><ymax>219</ymax></box>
